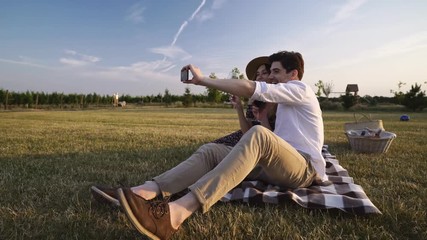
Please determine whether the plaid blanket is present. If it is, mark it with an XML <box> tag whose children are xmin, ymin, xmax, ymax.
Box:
<box><xmin>220</xmin><ymin>145</ymin><xmax>382</xmax><ymax>215</ymax></box>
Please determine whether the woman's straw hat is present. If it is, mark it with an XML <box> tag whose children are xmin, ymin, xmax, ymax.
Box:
<box><xmin>245</xmin><ymin>56</ymin><xmax>269</xmax><ymax>80</ymax></box>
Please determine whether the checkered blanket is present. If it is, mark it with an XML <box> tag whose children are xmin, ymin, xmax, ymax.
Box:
<box><xmin>220</xmin><ymin>145</ymin><xmax>382</xmax><ymax>215</ymax></box>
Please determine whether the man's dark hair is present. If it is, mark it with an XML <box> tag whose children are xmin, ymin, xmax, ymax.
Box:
<box><xmin>268</xmin><ymin>51</ymin><xmax>304</xmax><ymax>79</ymax></box>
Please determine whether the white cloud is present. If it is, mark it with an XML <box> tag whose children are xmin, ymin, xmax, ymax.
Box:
<box><xmin>312</xmin><ymin>31</ymin><xmax>427</xmax><ymax>71</ymax></box>
<box><xmin>126</xmin><ymin>3</ymin><xmax>145</xmax><ymax>23</ymax></box>
<box><xmin>370</xmin><ymin>31</ymin><xmax>427</xmax><ymax>58</ymax></box>
<box><xmin>60</xmin><ymin>49</ymin><xmax>101</xmax><ymax>67</ymax></box>
<box><xmin>212</xmin><ymin>0</ymin><xmax>227</xmax><ymax>9</ymax></box>
<box><xmin>0</xmin><ymin>57</ymin><xmax>51</xmax><ymax>69</ymax></box>
<box><xmin>150</xmin><ymin>46</ymin><xmax>191</xmax><ymax>61</ymax></box>
<box><xmin>330</xmin><ymin>0</ymin><xmax>368</xmax><ymax>24</ymax></box>
<box><xmin>79</xmin><ymin>59</ymin><xmax>186</xmax><ymax>95</ymax></box>
<box><xmin>193</xmin><ymin>0</ymin><xmax>228</xmax><ymax>22</ymax></box>
<box><xmin>161</xmin><ymin>64</ymin><xmax>176</xmax><ymax>73</ymax></box>
<box><xmin>196</xmin><ymin>10</ymin><xmax>214</xmax><ymax>22</ymax></box>
<box><xmin>81</xmin><ymin>54</ymin><xmax>100</xmax><ymax>63</ymax></box>
<box><xmin>195</xmin><ymin>0</ymin><xmax>227</xmax><ymax>22</ymax></box>
<box><xmin>94</xmin><ymin>60</ymin><xmax>176</xmax><ymax>80</ymax></box>
<box><xmin>59</xmin><ymin>58</ymin><xmax>90</xmax><ymax>67</ymax></box>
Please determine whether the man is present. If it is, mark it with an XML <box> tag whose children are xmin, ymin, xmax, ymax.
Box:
<box><xmin>116</xmin><ymin>51</ymin><xmax>327</xmax><ymax>240</ymax></box>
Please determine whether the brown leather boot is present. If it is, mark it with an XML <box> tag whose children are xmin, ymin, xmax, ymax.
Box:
<box><xmin>117</xmin><ymin>188</ymin><xmax>178</xmax><ymax>240</ymax></box>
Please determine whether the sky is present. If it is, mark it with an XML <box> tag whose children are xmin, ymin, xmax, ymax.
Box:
<box><xmin>1</xmin><ymin>0</ymin><xmax>427</xmax><ymax>97</ymax></box>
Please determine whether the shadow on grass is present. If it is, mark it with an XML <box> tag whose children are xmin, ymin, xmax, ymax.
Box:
<box><xmin>0</xmin><ymin>143</ymin><xmax>199</xmax><ymax>239</ymax></box>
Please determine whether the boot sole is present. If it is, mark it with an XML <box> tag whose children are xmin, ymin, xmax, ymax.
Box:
<box><xmin>90</xmin><ymin>186</ymin><xmax>120</xmax><ymax>206</ymax></box>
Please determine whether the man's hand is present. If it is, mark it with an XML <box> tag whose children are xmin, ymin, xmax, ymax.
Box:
<box><xmin>181</xmin><ymin>64</ymin><xmax>204</xmax><ymax>85</ymax></box>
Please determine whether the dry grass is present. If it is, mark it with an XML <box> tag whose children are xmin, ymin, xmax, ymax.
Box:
<box><xmin>0</xmin><ymin>108</ymin><xmax>426</xmax><ymax>239</ymax></box>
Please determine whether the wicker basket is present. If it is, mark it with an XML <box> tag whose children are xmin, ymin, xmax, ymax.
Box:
<box><xmin>344</xmin><ymin>113</ymin><xmax>384</xmax><ymax>132</ymax></box>
<box><xmin>345</xmin><ymin>130</ymin><xmax>397</xmax><ymax>153</ymax></box>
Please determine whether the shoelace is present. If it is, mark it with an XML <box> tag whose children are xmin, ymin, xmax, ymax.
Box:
<box><xmin>149</xmin><ymin>197</ymin><xmax>170</xmax><ymax>219</ymax></box>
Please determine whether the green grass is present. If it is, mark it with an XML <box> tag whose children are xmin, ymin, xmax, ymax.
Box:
<box><xmin>0</xmin><ymin>108</ymin><xmax>426</xmax><ymax>239</ymax></box>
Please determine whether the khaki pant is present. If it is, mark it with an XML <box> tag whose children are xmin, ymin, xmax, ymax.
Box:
<box><xmin>153</xmin><ymin>125</ymin><xmax>316</xmax><ymax>213</ymax></box>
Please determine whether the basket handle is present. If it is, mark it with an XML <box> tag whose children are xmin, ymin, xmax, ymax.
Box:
<box><xmin>353</xmin><ymin>113</ymin><xmax>372</xmax><ymax>123</ymax></box>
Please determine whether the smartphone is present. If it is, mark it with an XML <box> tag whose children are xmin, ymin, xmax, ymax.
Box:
<box><xmin>181</xmin><ymin>69</ymin><xmax>189</xmax><ymax>82</ymax></box>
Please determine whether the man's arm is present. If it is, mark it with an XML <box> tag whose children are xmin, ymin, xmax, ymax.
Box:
<box><xmin>182</xmin><ymin>64</ymin><xmax>256</xmax><ymax>98</ymax></box>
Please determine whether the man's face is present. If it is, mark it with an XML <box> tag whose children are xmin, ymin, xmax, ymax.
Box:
<box><xmin>268</xmin><ymin>61</ymin><xmax>296</xmax><ymax>83</ymax></box>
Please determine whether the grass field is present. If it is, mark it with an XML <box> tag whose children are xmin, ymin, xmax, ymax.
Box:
<box><xmin>0</xmin><ymin>107</ymin><xmax>426</xmax><ymax>239</ymax></box>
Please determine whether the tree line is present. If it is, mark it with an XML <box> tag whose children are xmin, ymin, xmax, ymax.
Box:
<box><xmin>0</xmin><ymin>68</ymin><xmax>246</xmax><ymax>110</ymax></box>
<box><xmin>0</xmin><ymin>87</ymin><xmax>235</xmax><ymax>109</ymax></box>
<box><xmin>1</xmin><ymin>78</ymin><xmax>425</xmax><ymax>111</ymax></box>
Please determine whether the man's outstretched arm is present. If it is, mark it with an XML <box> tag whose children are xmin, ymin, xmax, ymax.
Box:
<box><xmin>182</xmin><ymin>64</ymin><xmax>256</xmax><ymax>98</ymax></box>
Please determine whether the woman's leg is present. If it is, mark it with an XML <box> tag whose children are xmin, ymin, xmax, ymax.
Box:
<box><xmin>132</xmin><ymin>143</ymin><xmax>233</xmax><ymax>199</ymax></box>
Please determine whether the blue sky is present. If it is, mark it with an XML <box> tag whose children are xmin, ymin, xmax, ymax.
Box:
<box><xmin>1</xmin><ymin>0</ymin><xmax>426</xmax><ymax>97</ymax></box>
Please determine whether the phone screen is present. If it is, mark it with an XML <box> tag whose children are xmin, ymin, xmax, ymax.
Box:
<box><xmin>181</xmin><ymin>70</ymin><xmax>188</xmax><ymax>82</ymax></box>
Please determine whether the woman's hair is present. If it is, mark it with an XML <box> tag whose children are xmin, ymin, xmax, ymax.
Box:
<box><xmin>252</xmin><ymin>63</ymin><xmax>271</xmax><ymax>80</ymax></box>
<box><xmin>268</xmin><ymin>51</ymin><xmax>304</xmax><ymax>79</ymax></box>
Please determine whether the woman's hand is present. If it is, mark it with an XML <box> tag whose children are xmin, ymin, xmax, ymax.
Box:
<box><xmin>229</xmin><ymin>95</ymin><xmax>243</xmax><ymax>111</ymax></box>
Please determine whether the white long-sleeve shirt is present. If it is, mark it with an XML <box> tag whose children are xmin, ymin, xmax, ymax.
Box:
<box><xmin>251</xmin><ymin>80</ymin><xmax>327</xmax><ymax>181</ymax></box>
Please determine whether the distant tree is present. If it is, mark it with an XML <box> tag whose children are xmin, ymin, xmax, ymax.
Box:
<box><xmin>4</xmin><ymin>90</ymin><xmax>10</xmax><ymax>109</ymax></box>
<box><xmin>142</xmin><ymin>95</ymin><xmax>151</xmax><ymax>103</ymax></box>
<box><xmin>402</xmin><ymin>83</ymin><xmax>426</xmax><ymax>111</ymax></box>
<box><xmin>390</xmin><ymin>81</ymin><xmax>406</xmax><ymax>105</ymax></box>
<box><xmin>8</xmin><ymin>92</ymin><xmax>18</xmax><ymax>106</ymax></box>
<box><xmin>222</xmin><ymin>67</ymin><xmax>244</xmax><ymax>102</ymax></box>
<box><xmin>183</xmin><ymin>87</ymin><xmax>193</xmax><ymax>107</ymax></box>
<box><xmin>118</xmin><ymin>94</ymin><xmax>130</xmax><ymax>103</ymax></box>
<box><xmin>25</xmin><ymin>91</ymin><xmax>34</xmax><ymax>107</ymax></box>
<box><xmin>314</xmin><ymin>80</ymin><xmax>324</xmax><ymax>98</ymax></box>
<box><xmin>230</xmin><ymin>67</ymin><xmax>241</xmax><ymax>79</ymax></box>
<box><xmin>101</xmin><ymin>95</ymin><xmax>110</xmax><ymax>105</ymax></box>
<box><xmin>362</xmin><ymin>95</ymin><xmax>378</xmax><ymax>106</ymax></box>
<box><xmin>153</xmin><ymin>93</ymin><xmax>163</xmax><ymax>103</ymax></box>
<box><xmin>38</xmin><ymin>92</ymin><xmax>47</xmax><ymax>105</ymax></box>
<box><xmin>206</xmin><ymin>72</ymin><xmax>222</xmax><ymax>103</ymax></box>
<box><xmin>192</xmin><ymin>93</ymin><xmax>206</xmax><ymax>104</ymax></box>
<box><xmin>7</xmin><ymin>91</ymin><xmax>17</xmax><ymax>106</ymax></box>
<box><xmin>341</xmin><ymin>93</ymin><xmax>357</xmax><ymax>110</ymax></box>
<box><xmin>0</xmin><ymin>89</ymin><xmax>5</xmax><ymax>105</ymax></box>
<box><xmin>19</xmin><ymin>92</ymin><xmax>27</xmax><ymax>106</ymax></box>
<box><xmin>50</xmin><ymin>92</ymin><xmax>61</xmax><ymax>105</ymax></box>
<box><xmin>163</xmin><ymin>89</ymin><xmax>172</xmax><ymax>106</ymax></box>
<box><xmin>86</xmin><ymin>93</ymin><xmax>94</xmax><ymax>105</ymax></box>
<box><xmin>322</xmin><ymin>81</ymin><xmax>334</xmax><ymax>99</ymax></box>
<box><xmin>72</xmin><ymin>93</ymin><xmax>80</xmax><ymax>106</ymax></box>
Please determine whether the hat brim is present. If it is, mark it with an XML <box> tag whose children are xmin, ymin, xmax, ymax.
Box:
<box><xmin>245</xmin><ymin>56</ymin><xmax>269</xmax><ymax>80</ymax></box>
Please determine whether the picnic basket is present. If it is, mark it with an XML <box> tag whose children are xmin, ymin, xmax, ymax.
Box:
<box><xmin>344</xmin><ymin>113</ymin><xmax>395</xmax><ymax>153</ymax></box>
<box><xmin>344</xmin><ymin>113</ymin><xmax>384</xmax><ymax>132</ymax></box>
<box><xmin>345</xmin><ymin>129</ymin><xmax>396</xmax><ymax>153</ymax></box>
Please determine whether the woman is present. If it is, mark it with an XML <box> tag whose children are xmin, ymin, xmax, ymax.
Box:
<box><xmin>211</xmin><ymin>56</ymin><xmax>276</xmax><ymax>146</ymax></box>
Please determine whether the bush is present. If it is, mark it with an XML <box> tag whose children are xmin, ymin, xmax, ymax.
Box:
<box><xmin>362</xmin><ymin>95</ymin><xmax>378</xmax><ymax>106</ymax></box>
<box><xmin>340</xmin><ymin>94</ymin><xmax>357</xmax><ymax>110</ymax></box>
<box><xmin>319</xmin><ymin>99</ymin><xmax>342</xmax><ymax>110</ymax></box>
<box><xmin>402</xmin><ymin>83</ymin><xmax>427</xmax><ymax>112</ymax></box>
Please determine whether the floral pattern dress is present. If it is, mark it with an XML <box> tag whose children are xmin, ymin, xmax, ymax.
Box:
<box><xmin>211</xmin><ymin>104</ymin><xmax>276</xmax><ymax>147</ymax></box>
